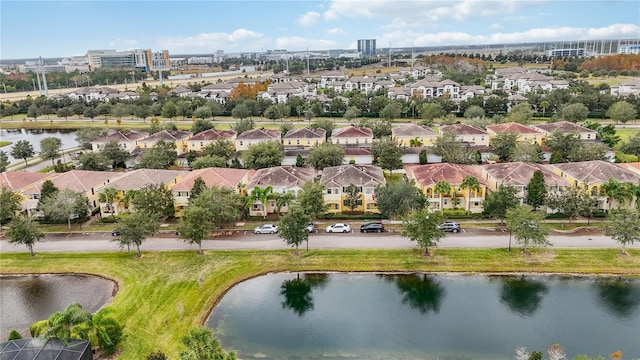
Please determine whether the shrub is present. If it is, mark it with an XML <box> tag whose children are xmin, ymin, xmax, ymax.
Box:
<box><xmin>7</xmin><ymin>330</ymin><xmax>22</xmax><ymax>340</ymax></box>
<box><xmin>147</xmin><ymin>351</ymin><xmax>167</xmax><ymax>360</ymax></box>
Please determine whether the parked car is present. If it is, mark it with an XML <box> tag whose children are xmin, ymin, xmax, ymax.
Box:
<box><xmin>111</xmin><ymin>229</ymin><xmax>121</xmax><ymax>236</ymax></box>
<box><xmin>325</xmin><ymin>223</ymin><xmax>351</xmax><ymax>233</ymax></box>
<box><xmin>438</xmin><ymin>220</ymin><xmax>461</xmax><ymax>233</ymax></box>
<box><xmin>254</xmin><ymin>224</ymin><xmax>278</xmax><ymax>234</ymax></box>
<box><xmin>306</xmin><ymin>222</ymin><xmax>316</xmax><ymax>233</ymax></box>
<box><xmin>360</xmin><ymin>222</ymin><xmax>385</xmax><ymax>233</ymax></box>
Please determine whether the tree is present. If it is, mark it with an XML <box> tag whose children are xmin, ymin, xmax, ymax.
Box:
<box><xmin>40</xmin><ymin>137</ymin><xmax>62</xmax><ymax>166</ymax></box>
<box><xmin>83</xmin><ymin>107</ymin><xmax>98</xmax><ymax>122</ymax></box>
<box><xmin>526</xmin><ymin>170</ymin><xmax>547</xmax><ymax>210</ymax></box>
<box><xmin>545</xmin><ymin>131</ymin><xmax>580</xmax><ymax>163</ymax></box>
<box><xmin>39</xmin><ymin>179</ymin><xmax>58</xmax><ymax>209</ymax></box>
<box><xmin>191</xmin><ymin>186</ymin><xmax>243</xmax><ymax>230</ymax></box>
<box><xmin>401</xmin><ymin>208</ymin><xmax>445</xmax><ymax>255</ymax></box>
<box><xmin>418</xmin><ymin>149</ymin><xmax>428</xmax><ymax>165</ymax></box>
<box><xmin>6</xmin><ymin>215</ymin><xmax>44</xmax><ymax>256</ymax></box>
<box><xmin>191</xmin><ymin>118</ymin><xmax>214</xmax><ymax>134</ymax></box>
<box><xmin>460</xmin><ymin>175</ymin><xmax>481</xmax><ymax>213</ymax></box>
<box><xmin>568</xmin><ymin>142</ymin><xmax>609</xmax><ymax>162</ymax></box>
<box><xmin>56</xmin><ymin>107</ymin><xmax>72</xmax><ymax>121</ymax></box>
<box><xmin>344</xmin><ymin>184</ymin><xmax>361</xmax><ymax>214</ymax></box>
<box><xmin>295</xmin><ymin>154</ymin><xmax>304</xmax><ymax>167</ymax></box>
<box><xmin>606</xmin><ymin>101</ymin><xmax>637</xmax><ymax>127</ymax></box>
<box><xmin>545</xmin><ymin>186</ymin><xmax>589</xmax><ymax>223</ymax></box>
<box><xmin>561</xmin><ymin>103</ymin><xmax>589</xmax><ymax>123</ymax></box>
<box><xmin>432</xmin><ymin>131</ymin><xmax>471</xmax><ymax>164</ymax></box>
<box><xmin>421</xmin><ymin>103</ymin><xmax>444</xmax><ymax>123</ymax></box>
<box><xmin>374</xmin><ymin>177</ymin><xmax>422</xmax><ymax>219</ymax></box>
<box><xmin>231</xmin><ymin>118</ymin><xmax>254</xmax><ymax>134</ymax></box>
<box><xmin>193</xmin><ymin>107</ymin><xmax>213</xmax><ymax>122</ymax></box>
<box><xmin>231</xmin><ymin>102</ymin><xmax>251</xmax><ymax>120</ymax></box>
<box><xmin>96</xmin><ymin>103</ymin><xmax>112</xmax><ymax>120</ymax></box>
<box><xmin>275</xmin><ymin>191</ymin><xmax>295</xmax><ymax>215</ymax></box>
<box><xmin>264</xmin><ymin>104</ymin><xmax>284</xmax><ymax>122</ymax></box>
<box><xmin>134</xmin><ymin>104</ymin><xmax>152</xmax><ymax>122</ymax></box>
<box><xmin>190</xmin><ymin>155</ymin><xmax>228</xmax><ymax>169</ymax></box>
<box><xmin>490</xmin><ymin>132</ymin><xmax>518</xmax><ymax>162</ymax></box>
<box><xmin>78</xmin><ymin>151</ymin><xmax>109</xmax><ymax>171</ymax></box>
<box><xmin>248</xmin><ymin>186</ymin><xmax>276</xmax><ymax>218</ymax></box>
<box><xmin>0</xmin><ymin>150</ymin><xmax>9</xmax><ymax>172</ymax></box>
<box><xmin>464</xmin><ymin>105</ymin><xmax>485</xmax><ymax>119</ymax></box>
<box><xmin>0</xmin><ymin>187</ymin><xmax>22</xmax><ymax>226</ymax></box>
<box><xmin>297</xmin><ymin>180</ymin><xmax>326</xmax><ymax>219</ymax></box>
<box><xmin>27</xmin><ymin>104</ymin><xmax>40</xmax><ymax>119</ymax></box>
<box><xmin>202</xmin><ymin>140</ymin><xmax>235</xmax><ymax>159</ymax></box>
<box><xmin>506</xmin><ymin>205</ymin><xmax>550</xmax><ymax>253</ymax></box>
<box><xmin>306</xmin><ymin>142</ymin><xmax>345</xmax><ymax>170</ymax></box>
<box><xmin>371</xmin><ymin>137</ymin><xmax>403</xmax><ymax>174</ymax></box>
<box><xmin>75</xmin><ymin>128</ymin><xmax>107</xmax><ymax>150</ymax></box>
<box><xmin>40</xmin><ymin>189</ymin><xmax>90</xmax><ymax>230</ymax></box>
<box><xmin>310</xmin><ymin>118</ymin><xmax>335</xmax><ymax>137</ymax></box>
<box><xmin>510</xmin><ymin>142</ymin><xmax>542</xmax><ymax>163</ymax></box>
<box><xmin>178</xmin><ymin>204</ymin><xmax>213</xmax><ymax>254</ymax></box>
<box><xmin>483</xmin><ymin>185</ymin><xmax>519</xmax><ymax>225</ymax></box>
<box><xmin>98</xmin><ymin>187</ymin><xmax>119</xmax><ymax>219</ymax></box>
<box><xmin>10</xmin><ymin>140</ymin><xmax>35</xmax><ymax>166</ymax></box>
<box><xmin>190</xmin><ymin>177</ymin><xmax>207</xmax><ymax>200</ymax></box>
<box><xmin>278</xmin><ymin>205</ymin><xmax>311</xmax><ymax>255</ymax></box>
<box><xmin>603</xmin><ymin>209</ymin><xmax>640</xmax><ymax>254</ymax></box>
<box><xmin>243</xmin><ymin>141</ymin><xmax>284</xmax><ymax>169</ymax></box>
<box><xmin>161</xmin><ymin>101</ymin><xmax>178</xmax><ymax>120</ymax></box>
<box><xmin>601</xmin><ymin>177</ymin><xmax>635</xmax><ymax>209</ymax></box>
<box><xmin>138</xmin><ymin>140</ymin><xmax>177</xmax><ymax>169</ymax></box>
<box><xmin>343</xmin><ymin>106</ymin><xmax>360</xmax><ymax>123</ymax></box>
<box><xmin>100</xmin><ymin>140</ymin><xmax>130</xmax><ymax>169</ymax></box>
<box><xmin>113</xmin><ymin>212</ymin><xmax>159</xmax><ymax>257</ymax></box>
<box><xmin>130</xmin><ymin>183</ymin><xmax>174</xmax><ymax>219</ymax></box>
<box><xmin>178</xmin><ymin>327</ymin><xmax>236</xmax><ymax>360</ymax></box>
<box><xmin>507</xmin><ymin>103</ymin><xmax>533</xmax><ymax>124</ymax></box>
<box><xmin>619</xmin><ymin>132</ymin><xmax>640</xmax><ymax>158</ymax></box>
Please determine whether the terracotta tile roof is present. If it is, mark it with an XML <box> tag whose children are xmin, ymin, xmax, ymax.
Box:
<box><xmin>247</xmin><ymin>166</ymin><xmax>315</xmax><ymax>188</ymax></box>
<box><xmin>486</xmin><ymin>122</ymin><xmax>542</xmax><ymax>135</ymax></box>
<box><xmin>172</xmin><ymin>167</ymin><xmax>249</xmax><ymax>191</ymax></box>
<box><xmin>392</xmin><ymin>124</ymin><xmax>437</xmax><ymax>137</ymax></box>
<box><xmin>409</xmin><ymin>163</ymin><xmax>487</xmax><ymax>186</ymax></box>
<box><xmin>482</xmin><ymin>162</ymin><xmax>568</xmax><ymax>186</ymax></box>
<box><xmin>95</xmin><ymin>131</ymin><xmax>149</xmax><ymax>143</ymax></box>
<box><xmin>439</xmin><ymin>123</ymin><xmax>487</xmax><ymax>135</ymax></box>
<box><xmin>533</xmin><ymin>121</ymin><xmax>596</xmax><ymax>134</ymax></box>
<box><xmin>616</xmin><ymin>162</ymin><xmax>640</xmax><ymax>175</ymax></box>
<box><xmin>236</xmin><ymin>128</ymin><xmax>281</xmax><ymax>140</ymax></box>
<box><xmin>343</xmin><ymin>148</ymin><xmax>372</xmax><ymax>156</ymax></box>
<box><xmin>141</xmin><ymin>130</ymin><xmax>191</xmax><ymax>142</ymax></box>
<box><xmin>551</xmin><ymin>160</ymin><xmax>640</xmax><ymax>184</ymax></box>
<box><xmin>331</xmin><ymin>126</ymin><xmax>373</xmax><ymax>138</ymax></box>
<box><xmin>106</xmin><ymin>169</ymin><xmax>185</xmax><ymax>191</ymax></box>
<box><xmin>41</xmin><ymin>170</ymin><xmax>121</xmax><ymax>193</ymax></box>
<box><xmin>0</xmin><ymin>172</ymin><xmax>51</xmax><ymax>191</ymax></box>
<box><xmin>320</xmin><ymin>165</ymin><xmax>385</xmax><ymax>187</ymax></box>
<box><xmin>188</xmin><ymin>129</ymin><xmax>236</xmax><ymax>141</ymax></box>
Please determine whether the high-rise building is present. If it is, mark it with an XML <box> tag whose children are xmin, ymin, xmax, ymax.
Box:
<box><xmin>357</xmin><ymin>39</ymin><xmax>376</xmax><ymax>56</ymax></box>
<box><xmin>86</xmin><ymin>49</ymin><xmax>169</xmax><ymax>71</ymax></box>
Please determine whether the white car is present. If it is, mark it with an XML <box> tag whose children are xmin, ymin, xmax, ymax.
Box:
<box><xmin>254</xmin><ymin>224</ymin><xmax>278</xmax><ymax>234</ymax></box>
<box><xmin>325</xmin><ymin>223</ymin><xmax>351</xmax><ymax>233</ymax></box>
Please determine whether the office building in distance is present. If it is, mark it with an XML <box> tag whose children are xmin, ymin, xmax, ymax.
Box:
<box><xmin>87</xmin><ymin>49</ymin><xmax>169</xmax><ymax>71</ymax></box>
<box><xmin>357</xmin><ymin>39</ymin><xmax>376</xmax><ymax>56</ymax></box>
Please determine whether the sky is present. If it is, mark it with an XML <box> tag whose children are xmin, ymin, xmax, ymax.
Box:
<box><xmin>1</xmin><ymin>0</ymin><xmax>639</xmax><ymax>60</ymax></box>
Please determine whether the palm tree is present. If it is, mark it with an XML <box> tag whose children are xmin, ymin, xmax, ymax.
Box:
<box><xmin>275</xmin><ymin>191</ymin><xmax>295</xmax><ymax>216</ymax></box>
<box><xmin>98</xmin><ymin>187</ymin><xmax>119</xmax><ymax>219</ymax></box>
<box><xmin>409</xmin><ymin>137</ymin><xmax>423</xmax><ymax>147</ymax></box>
<box><xmin>461</xmin><ymin>175</ymin><xmax>481</xmax><ymax>213</ymax></box>
<box><xmin>434</xmin><ymin>180</ymin><xmax>451</xmax><ymax>210</ymax></box>
<box><xmin>30</xmin><ymin>302</ymin><xmax>92</xmax><ymax>343</ymax></box>
<box><xmin>249</xmin><ymin>186</ymin><xmax>275</xmax><ymax>218</ymax></box>
<box><xmin>601</xmin><ymin>177</ymin><xmax>634</xmax><ymax>210</ymax></box>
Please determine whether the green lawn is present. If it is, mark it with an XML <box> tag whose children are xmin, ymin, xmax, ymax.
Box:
<box><xmin>1</xmin><ymin>249</ymin><xmax>638</xmax><ymax>359</ymax></box>
<box><xmin>615</xmin><ymin>128</ymin><xmax>640</xmax><ymax>141</ymax></box>
<box><xmin>0</xmin><ymin>141</ymin><xmax>12</xmax><ymax>147</ymax></box>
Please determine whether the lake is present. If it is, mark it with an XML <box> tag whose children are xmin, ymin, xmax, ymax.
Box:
<box><xmin>207</xmin><ymin>273</ymin><xmax>640</xmax><ymax>360</ymax></box>
<box><xmin>0</xmin><ymin>129</ymin><xmax>80</xmax><ymax>163</ymax></box>
<box><xmin>0</xmin><ymin>274</ymin><xmax>116</xmax><ymax>340</ymax></box>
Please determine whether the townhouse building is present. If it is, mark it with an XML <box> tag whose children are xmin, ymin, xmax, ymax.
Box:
<box><xmin>246</xmin><ymin>166</ymin><xmax>315</xmax><ymax>217</ymax></box>
<box><xmin>91</xmin><ymin>130</ymin><xmax>149</xmax><ymax>153</ymax></box>
<box><xmin>234</xmin><ymin>128</ymin><xmax>282</xmax><ymax>152</ymax></box>
<box><xmin>331</xmin><ymin>126</ymin><xmax>373</xmax><ymax>148</ymax></box>
<box><xmin>282</xmin><ymin>128</ymin><xmax>326</xmax><ymax>149</ymax></box>
<box><xmin>139</xmin><ymin>130</ymin><xmax>191</xmax><ymax>154</ymax></box>
<box><xmin>486</xmin><ymin>122</ymin><xmax>545</xmax><ymax>144</ymax></box>
<box><xmin>392</xmin><ymin>124</ymin><xmax>439</xmax><ymax>147</ymax></box>
<box><xmin>186</xmin><ymin>129</ymin><xmax>237</xmax><ymax>152</ymax></box>
<box><xmin>320</xmin><ymin>165</ymin><xmax>385</xmax><ymax>214</ymax></box>
<box><xmin>439</xmin><ymin>123</ymin><xmax>489</xmax><ymax>147</ymax></box>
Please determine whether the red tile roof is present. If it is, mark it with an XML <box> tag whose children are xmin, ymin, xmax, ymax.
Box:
<box><xmin>172</xmin><ymin>167</ymin><xmax>250</xmax><ymax>191</ymax></box>
<box><xmin>331</xmin><ymin>126</ymin><xmax>373</xmax><ymax>138</ymax></box>
<box><xmin>0</xmin><ymin>172</ymin><xmax>51</xmax><ymax>192</ymax></box>
<box><xmin>188</xmin><ymin>129</ymin><xmax>236</xmax><ymax>141</ymax></box>
<box><xmin>409</xmin><ymin>163</ymin><xmax>487</xmax><ymax>186</ymax></box>
<box><xmin>486</xmin><ymin>122</ymin><xmax>542</xmax><ymax>135</ymax></box>
<box><xmin>439</xmin><ymin>123</ymin><xmax>487</xmax><ymax>135</ymax></box>
<box><xmin>482</xmin><ymin>162</ymin><xmax>568</xmax><ymax>186</ymax></box>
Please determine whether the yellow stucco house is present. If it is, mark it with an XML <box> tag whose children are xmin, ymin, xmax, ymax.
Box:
<box><xmin>486</xmin><ymin>122</ymin><xmax>545</xmax><ymax>144</ymax></box>
<box><xmin>186</xmin><ymin>129</ymin><xmax>236</xmax><ymax>152</ymax></box>
<box><xmin>320</xmin><ymin>165</ymin><xmax>385</xmax><ymax>214</ymax></box>
<box><xmin>282</xmin><ymin>128</ymin><xmax>326</xmax><ymax>149</ymax></box>
<box><xmin>392</xmin><ymin>124</ymin><xmax>439</xmax><ymax>147</ymax></box>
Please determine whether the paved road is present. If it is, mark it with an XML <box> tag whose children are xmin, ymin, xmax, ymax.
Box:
<box><xmin>1</xmin><ymin>228</ymin><xmax>633</xmax><ymax>254</ymax></box>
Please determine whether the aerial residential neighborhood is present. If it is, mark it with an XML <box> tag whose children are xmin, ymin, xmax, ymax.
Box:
<box><xmin>2</xmin><ymin>1</ymin><xmax>640</xmax><ymax>359</ymax></box>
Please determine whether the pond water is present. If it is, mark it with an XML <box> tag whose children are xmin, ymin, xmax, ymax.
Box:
<box><xmin>0</xmin><ymin>129</ymin><xmax>80</xmax><ymax>163</ymax></box>
<box><xmin>0</xmin><ymin>274</ymin><xmax>116</xmax><ymax>340</ymax></box>
<box><xmin>207</xmin><ymin>273</ymin><xmax>640</xmax><ymax>360</ymax></box>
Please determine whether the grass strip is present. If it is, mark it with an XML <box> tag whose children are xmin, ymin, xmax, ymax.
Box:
<box><xmin>1</xmin><ymin>248</ymin><xmax>638</xmax><ymax>358</ymax></box>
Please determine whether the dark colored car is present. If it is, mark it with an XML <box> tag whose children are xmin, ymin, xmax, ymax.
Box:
<box><xmin>360</xmin><ymin>222</ymin><xmax>385</xmax><ymax>233</ymax></box>
<box><xmin>111</xmin><ymin>229</ymin><xmax>121</xmax><ymax>236</ymax></box>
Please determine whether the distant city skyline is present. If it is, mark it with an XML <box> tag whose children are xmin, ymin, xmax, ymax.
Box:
<box><xmin>1</xmin><ymin>0</ymin><xmax>640</xmax><ymax>60</ymax></box>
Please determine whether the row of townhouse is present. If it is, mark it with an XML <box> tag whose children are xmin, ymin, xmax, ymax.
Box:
<box><xmin>89</xmin><ymin>120</ymin><xmax>611</xmax><ymax>170</ymax></box>
<box><xmin>3</xmin><ymin>161</ymin><xmax>638</xmax><ymax>221</ymax></box>
<box><xmin>486</xmin><ymin>67</ymin><xmax>570</xmax><ymax>95</ymax></box>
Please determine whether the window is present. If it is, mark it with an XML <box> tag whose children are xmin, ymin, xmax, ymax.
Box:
<box><xmin>364</xmin><ymin>188</ymin><xmax>373</xmax><ymax>194</ymax></box>
<box><xmin>200</xmin><ymin>141</ymin><xmax>203</xmax><ymax>146</ymax></box>
<box><xmin>240</xmin><ymin>141</ymin><xmax>243</xmax><ymax>146</ymax></box>
<box><xmin>474</xmin><ymin>201</ymin><xmax>479</xmax><ymax>207</ymax></box>
<box><xmin>288</xmin><ymin>140</ymin><xmax>291</xmax><ymax>145</ymax></box>
<box><xmin>343</xmin><ymin>199</ymin><xmax>362</xmax><ymax>206</ymax></box>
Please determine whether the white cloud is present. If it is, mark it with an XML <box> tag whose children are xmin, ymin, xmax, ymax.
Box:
<box><xmin>298</xmin><ymin>11</ymin><xmax>321</xmax><ymax>27</ymax></box>
<box><xmin>108</xmin><ymin>39</ymin><xmax>137</xmax><ymax>48</ymax></box>
<box><xmin>488</xmin><ymin>23</ymin><xmax>502</xmax><ymax>29</ymax></box>
<box><xmin>276</xmin><ymin>37</ymin><xmax>337</xmax><ymax>50</ymax></box>
<box><xmin>325</xmin><ymin>28</ymin><xmax>345</xmax><ymax>35</ymax></box>
<box><xmin>157</xmin><ymin>29</ymin><xmax>264</xmax><ymax>50</ymax></box>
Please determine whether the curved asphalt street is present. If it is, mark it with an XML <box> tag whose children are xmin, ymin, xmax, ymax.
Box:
<box><xmin>0</xmin><ymin>228</ymin><xmax>634</xmax><ymax>254</ymax></box>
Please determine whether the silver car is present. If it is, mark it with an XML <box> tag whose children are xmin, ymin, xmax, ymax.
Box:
<box><xmin>254</xmin><ymin>224</ymin><xmax>279</xmax><ymax>234</ymax></box>
<box><xmin>325</xmin><ymin>223</ymin><xmax>351</xmax><ymax>233</ymax></box>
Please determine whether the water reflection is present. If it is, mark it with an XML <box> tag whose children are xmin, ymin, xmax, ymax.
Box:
<box><xmin>594</xmin><ymin>278</ymin><xmax>640</xmax><ymax>319</ymax></box>
<box><xmin>384</xmin><ymin>274</ymin><xmax>446</xmax><ymax>314</ymax></box>
<box><xmin>497</xmin><ymin>276</ymin><xmax>548</xmax><ymax>317</ymax></box>
<box><xmin>279</xmin><ymin>273</ymin><xmax>328</xmax><ymax>317</ymax></box>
